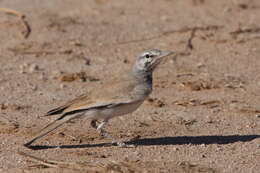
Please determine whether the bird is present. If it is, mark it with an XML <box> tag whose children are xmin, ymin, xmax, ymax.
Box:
<box><xmin>24</xmin><ymin>49</ymin><xmax>173</xmax><ymax>147</ymax></box>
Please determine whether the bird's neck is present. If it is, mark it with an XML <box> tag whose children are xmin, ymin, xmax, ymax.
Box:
<box><xmin>131</xmin><ymin>67</ymin><xmax>153</xmax><ymax>99</ymax></box>
<box><xmin>132</xmin><ymin>68</ymin><xmax>153</xmax><ymax>85</ymax></box>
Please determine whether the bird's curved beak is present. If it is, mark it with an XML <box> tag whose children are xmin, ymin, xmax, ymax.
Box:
<box><xmin>159</xmin><ymin>51</ymin><xmax>174</xmax><ymax>58</ymax></box>
<box><xmin>150</xmin><ymin>51</ymin><xmax>174</xmax><ymax>70</ymax></box>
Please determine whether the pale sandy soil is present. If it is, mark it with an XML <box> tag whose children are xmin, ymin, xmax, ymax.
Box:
<box><xmin>0</xmin><ymin>0</ymin><xmax>260</xmax><ymax>172</ymax></box>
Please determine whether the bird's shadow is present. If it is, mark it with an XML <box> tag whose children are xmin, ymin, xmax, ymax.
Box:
<box><xmin>26</xmin><ymin>134</ymin><xmax>260</xmax><ymax>150</ymax></box>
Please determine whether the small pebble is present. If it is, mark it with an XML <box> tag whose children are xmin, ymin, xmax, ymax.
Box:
<box><xmin>256</xmin><ymin>114</ymin><xmax>260</xmax><ymax>118</ymax></box>
<box><xmin>29</xmin><ymin>64</ymin><xmax>39</xmax><ymax>73</ymax></box>
<box><xmin>39</xmin><ymin>74</ymin><xmax>45</xmax><ymax>80</ymax></box>
<box><xmin>160</xmin><ymin>15</ymin><xmax>169</xmax><ymax>21</ymax></box>
<box><xmin>173</xmin><ymin>147</ymin><xmax>179</xmax><ymax>151</ymax></box>
<box><xmin>197</xmin><ymin>63</ymin><xmax>206</xmax><ymax>68</ymax></box>
<box><xmin>19</xmin><ymin>70</ymin><xmax>25</xmax><ymax>74</ymax></box>
<box><xmin>32</xmin><ymin>85</ymin><xmax>38</xmax><ymax>91</ymax></box>
<box><xmin>60</xmin><ymin>84</ymin><xmax>66</xmax><ymax>89</ymax></box>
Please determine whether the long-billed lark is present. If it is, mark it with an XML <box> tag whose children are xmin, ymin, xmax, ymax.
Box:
<box><xmin>24</xmin><ymin>49</ymin><xmax>173</xmax><ymax>147</ymax></box>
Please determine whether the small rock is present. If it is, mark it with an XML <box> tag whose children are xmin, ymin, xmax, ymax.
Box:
<box><xmin>146</xmin><ymin>97</ymin><xmax>165</xmax><ymax>107</ymax></box>
<box><xmin>256</xmin><ymin>114</ymin><xmax>260</xmax><ymax>118</ymax></box>
<box><xmin>123</xmin><ymin>59</ymin><xmax>129</xmax><ymax>64</ymax></box>
<box><xmin>60</xmin><ymin>84</ymin><xmax>66</xmax><ymax>89</ymax></box>
<box><xmin>32</xmin><ymin>85</ymin><xmax>38</xmax><ymax>91</ymax></box>
<box><xmin>19</xmin><ymin>63</ymin><xmax>29</xmax><ymax>73</ymax></box>
<box><xmin>173</xmin><ymin>147</ymin><xmax>179</xmax><ymax>151</ymax></box>
<box><xmin>39</xmin><ymin>73</ymin><xmax>46</xmax><ymax>80</ymax></box>
<box><xmin>223</xmin><ymin>7</ymin><xmax>232</xmax><ymax>13</ymax></box>
<box><xmin>160</xmin><ymin>15</ymin><xmax>169</xmax><ymax>21</ymax></box>
<box><xmin>84</xmin><ymin>58</ymin><xmax>91</xmax><ymax>65</ymax></box>
<box><xmin>20</xmin><ymin>63</ymin><xmax>29</xmax><ymax>68</ymax></box>
<box><xmin>19</xmin><ymin>69</ymin><xmax>26</xmax><ymax>74</ymax></box>
<box><xmin>29</xmin><ymin>64</ymin><xmax>39</xmax><ymax>73</ymax></box>
<box><xmin>197</xmin><ymin>63</ymin><xmax>206</xmax><ymax>68</ymax></box>
<box><xmin>237</xmin><ymin>3</ymin><xmax>248</xmax><ymax>10</ymax></box>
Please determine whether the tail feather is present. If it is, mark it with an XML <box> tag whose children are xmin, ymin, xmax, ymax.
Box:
<box><xmin>45</xmin><ymin>106</ymin><xmax>67</xmax><ymax>116</ymax></box>
<box><xmin>24</xmin><ymin>114</ymin><xmax>78</xmax><ymax>147</ymax></box>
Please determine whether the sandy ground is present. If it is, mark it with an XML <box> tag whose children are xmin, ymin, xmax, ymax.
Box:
<box><xmin>0</xmin><ymin>0</ymin><xmax>260</xmax><ymax>172</ymax></box>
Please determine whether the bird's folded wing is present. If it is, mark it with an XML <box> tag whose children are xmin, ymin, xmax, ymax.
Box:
<box><xmin>46</xmin><ymin>73</ymin><xmax>139</xmax><ymax>116</ymax></box>
<box><xmin>46</xmin><ymin>92</ymin><xmax>134</xmax><ymax>116</ymax></box>
<box><xmin>67</xmin><ymin>95</ymin><xmax>134</xmax><ymax>111</ymax></box>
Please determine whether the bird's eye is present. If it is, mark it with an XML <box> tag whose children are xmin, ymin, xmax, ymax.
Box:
<box><xmin>145</xmin><ymin>54</ymin><xmax>150</xmax><ymax>59</ymax></box>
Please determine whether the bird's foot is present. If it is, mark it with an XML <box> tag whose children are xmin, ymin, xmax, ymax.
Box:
<box><xmin>112</xmin><ymin>140</ymin><xmax>136</xmax><ymax>148</ymax></box>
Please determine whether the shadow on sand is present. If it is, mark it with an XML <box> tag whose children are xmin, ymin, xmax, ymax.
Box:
<box><xmin>26</xmin><ymin>134</ymin><xmax>260</xmax><ymax>150</ymax></box>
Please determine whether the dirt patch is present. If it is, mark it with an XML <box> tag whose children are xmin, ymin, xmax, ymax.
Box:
<box><xmin>0</xmin><ymin>0</ymin><xmax>260</xmax><ymax>172</ymax></box>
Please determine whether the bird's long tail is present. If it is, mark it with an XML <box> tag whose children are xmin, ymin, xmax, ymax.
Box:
<box><xmin>24</xmin><ymin>114</ymin><xmax>79</xmax><ymax>147</ymax></box>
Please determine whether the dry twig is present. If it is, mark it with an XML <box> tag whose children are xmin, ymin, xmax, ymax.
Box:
<box><xmin>0</xmin><ymin>8</ymin><xmax>31</xmax><ymax>38</ymax></box>
<box><xmin>18</xmin><ymin>151</ymin><xmax>59</xmax><ymax>168</ymax></box>
<box><xmin>114</xmin><ymin>25</ymin><xmax>223</xmax><ymax>46</ymax></box>
<box><xmin>230</xmin><ymin>27</ymin><xmax>260</xmax><ymax>39</ymax></box>
<box><xmin>186</xmin><ymin>28</ymin><xmax>196</xmax><ymax>50</ymax></box>
<box><xmin>19</xmin><ymin>151</ymin><xmax>137</xmax><ymax>172</ymax></box>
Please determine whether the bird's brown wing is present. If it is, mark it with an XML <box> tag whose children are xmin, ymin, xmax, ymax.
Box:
<box><xmin>45</xmin><ymin>73</ymin><xmax>139</xmax><ymax>116</ymax></box>
<box><xmin>45</xmin><ymin>94</ymin><xmax>91</xmax><ymax>116</ymax></box>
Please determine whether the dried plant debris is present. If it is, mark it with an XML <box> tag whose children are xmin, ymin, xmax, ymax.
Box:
<box><xmin>178</xmin><ymin>161</ymin><xmax>217</xmax><ymax>173</ymax></box>
<box><xmin>174</xmin><ymin>99</ymin><xmax>198</xmax><ymax>106</ymax></box>
<box><xmin>20</xmin><ymin>151</ymin><xmax>218</xmax><ymax>173</ymax></box>
<box><xmin>223</xmin><ymin>75</ymin><xmax>246</xmax><ymax>89</ymax></box>
<box><xmin>180</xmin><ymin>76</ymin><xmax>246</xmax><ymax>91</ymax></box>
<box><xmin>192</xmin><ymin>0</ymin><xmax>205</xmax><ymax>6</ymax></box>
<box><xmin>230</xmin><ymin>27</ymin><xmax>260</xmax><ymax>39</ymax></box>
<box><xmin>47</xmin><ymin>15</ymin><xmax>82</xmax><ymax>32</ymax></box>
<box><xmin>186</xmin><ymin>28</ymin><xmax>196</xmax><ymax>50</ymax></box>
<box><xmin>176</xmin><ymin>73</ymin><xmax>195</xmax><ymax>78</ymax></box>
<box><xmin>115</xmin><ymin>25</ymin><xmax>223</xmax><ymax>45</ymax></box>
<box><xmin>163</xmin><ymin>25</ymin><xmax>223</xmax><ymax>35</ymax></box>
<box><xmin>181</xmin><ymin>79</ymin><xmax>220</xmax><ymax>91</ymax></box>
<box><xmin>237</xmin><ymin>3</ymin><xmax>249</xmax><ymax>10</ymax></box>
<box><xmin>176</xmin><ymin>117</ymin><xmax>197</xmax><ymax>126</ymax></box>
<box><xmin>0</xmin><ymin>8</ymin><xmax>31</xmax><ymax>38</ymax></box>
<box><xmin>19</xmin><ymin>151</ymin><xmax>138</xmax><ymax>172</ymax></box>
<box><xmin>8</xmin><ymin>42</ymin><xmax>54</xmax><ymax>56</ymax></box>
<box><xmin>59</xmin><ymin>72</ymin><xmax>99</xmax><ymax>82</ymax></box>
<box><xmin>238</xmin><ymin>107</ymin><xmax>260</xmax><ymax>115</ymax></box>
<box><xmin>0</xmin><ymin>117</ymin><xmax>19</xmax><ymax>134</ymax></box>
<box><xmin>236</xmin><ymin>3</ymin><xmax>259</xmax><ymax>10</ymax></box>
<box><xmin>8</xmin><ymin>41</ymin><xmax>77</xmax><ymax>57</ymax></box>
<box><xmin>200</xmin><ymin>100</ymin><xmax>221</xmax><ymax>107</ymax></box>
<box><xmin>0</xmin><ymin>103</ymin><xmax>30</xmax><ymax>111</ymax></box>
<box><xmin>174</xmin><ymin>99</ymin><xmax>221</xmax><ymax>108</ymax></box>
<box><xmin>146</xmin><ymin>97</ymin><xmax>165</xmax><ymax>107</ymax></box>
<box><xmin>8</xmin><ymin>47</ymin><xmax>73</xmax><ymax>57</ymax></box>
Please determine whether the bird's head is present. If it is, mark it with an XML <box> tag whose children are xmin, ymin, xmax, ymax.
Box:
<box><xmin>134</xmin><ymin>49</ymin><xmax>173</xmax><ymax>73</ymax></box>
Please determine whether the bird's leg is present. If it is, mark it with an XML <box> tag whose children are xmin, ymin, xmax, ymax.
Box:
<box><xmin>90</xmin><ymin>119</ymin><xmax>98</xmax><ymax>129</ymax></box>
<box><xmin>95</xmin><ymin>120</ymin><xmax>127</xmax><ymax>147</ymax></box>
